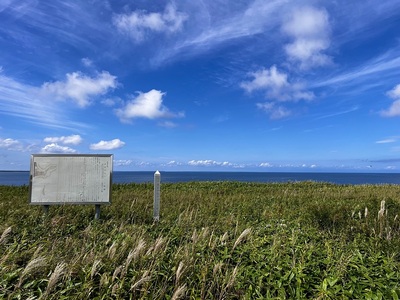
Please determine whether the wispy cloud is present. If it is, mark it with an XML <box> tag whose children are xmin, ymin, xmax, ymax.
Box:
<box><xmin>113</xmin><ymin>3</ymin><xmax>187</xmax><ymax>43</ymax></box>
<box><xmin>151</xmin><ymin>0</ymin><xmax>286</xmax><ymax>65</ymax></box>
<box><xmin>376</xmin><ymin>138</ymin><xmax>397</xmax><ymax>144</ymax></box>
<box><xmin>312</xmin><ymin>49</ymin><xmax>400</xmax><ymax>89</ymax></box>
<box><xmin>0</xmin><ymin>74</ymin><xmax>87</xmax><ymax>130</ymax></box>
<box><xmin>158</xmin><ymin>121</ymin><xmax>178</xmax><ymax>128</ymax></box>
<box><xmin>1</xmin><ymin>1</ymin><xmax>111</xmax><ymax>52</ymax></box>
<box><xmin>0</xmin><ymin>72</ymin><xmax>107</xmax><ymax>130</ymax></box>
<box><xmin>314</xmin><ymin>106</ymin><xmax>359</xmax><ymax>120</ymax></box>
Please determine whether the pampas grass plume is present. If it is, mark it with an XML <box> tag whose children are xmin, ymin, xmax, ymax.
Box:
<box><xmin>233</xmin><ymin>228</ymin><xmax>252</xmax><ymax>250</ymax></box>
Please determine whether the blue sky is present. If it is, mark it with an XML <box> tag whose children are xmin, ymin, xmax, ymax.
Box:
<box><xmin>1</xmin><ymin>0</ymin><xmax>400</xmax><ymax>172</ymax></box>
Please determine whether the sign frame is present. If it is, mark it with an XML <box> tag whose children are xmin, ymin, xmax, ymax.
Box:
<box><xmin>29</xmin><ymin>154</ymin><xmax>113</xmax><ymax>205</ymax></box>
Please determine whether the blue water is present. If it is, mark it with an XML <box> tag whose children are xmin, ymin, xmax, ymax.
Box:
<box><xmin>1</xmin><ymin>171</ymin><xmax>399</xmax><ymax>186</ymax></box>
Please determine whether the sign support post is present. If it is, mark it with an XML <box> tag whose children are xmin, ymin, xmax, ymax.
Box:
<box><xmin>153</xmin><ymin>170</ymin><xmax>160</xmax><ymax>222</ymax></box>
<box><xmin>95</xmin><ymin>205</ymin><xmax>101</xmax><ymax>220</ymax></box>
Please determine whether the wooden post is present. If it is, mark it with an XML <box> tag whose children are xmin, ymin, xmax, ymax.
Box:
<box><xmin>153</xmin><ymin>170</ymin><xmax>160</xmax><ymax>222</ymax></box>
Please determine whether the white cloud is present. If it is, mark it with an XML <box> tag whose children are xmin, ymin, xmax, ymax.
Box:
<box><xmin>166</xmin><ymin>160</ymin><xmax>183</xmax><ymax>166</ymax></box>
<box><xmin>115</xmin><ymin>89</ymin><xmax>183</xmax><ymax>122</ymax></box>
<box><xmin>381</xmin><ymin>84</ymin><xmax>400</xmax><ymax>117</ymax></box>
<box><xmin>376</xmin><ymin>138</ymin><xmax>397</xmax><ymax>144</ymax></box>
<box><xmin>41</xmin><ymin>71</ymin><xmax>117</xmax><ymax>107</ymax></box>
<box><xmin>113</xmin><ymin>3</ymin><xmax>187</xmax><ymax>42</ymax></box>
<box><xmin>44</xmin><ymin>134</ymin><xmax>83</xmax><ymax>145</ymax></box>
<box><xmin>187</xmin><ymin>160</ymin><xmax>233</xmax><ymax>167</ymax></box>
<box><xmin>41</xmin><ymin>143</ymin><xmax>77</xmax><ymax>154</ymax></box>
<box><xmin>241</xmin><ymin>65</ymin><xmax>313</xmax><ymax>119</ymax></box>
<box><xmin>81</xmin><ymin>57</ymin><xmax>93</xmax><ymax>67</ymax></box>
<box><xmin>114</xmin><ymin>159</ymin><xmax>133</xmax><ymax>166</ymax></box>
<box><xmin>259</xmin><ymin>162</ymin><xmax>273</xmax><ymax>167</ymax></box>
<box><xmin>0</xmin><ymin>138</ymin><xmax>23</xmax><ymax>151</ymax></box>
<box><xmin>240</xmin><ymin>66</ymin><xmax>314</xmax><ymax>102</ymax></box>
<box><xmin>158</xmin><ymin>121</ymin><xmax>177</xmax><ymax>128</ymax></box>
<box><xmin>282</xmin><ymin>6</ymin><xmax>331</xmax><ymax>69</ymax></box>
<box><xmin>381</xmin><ymin>100</ymin><xmax>400</xmax><ymax>117</ymax></box>
<box><xmin>90</xmin><ymin>139</ymin><xmax>125</xmax><ymax>150</ymax></box>
<box><xmin>256</xmin><ymin>102</ymin><xmax>291</xmax><ymax>120</ymax></box>
<box><xmin>387</xmin><ymin>84</ymin><xmax>400</xmax><ymax>99</ymax></box>
<box><xmin>102</xmin><ymin>97</ymin><xmax>122</xmax><ymax>107</ymax></box>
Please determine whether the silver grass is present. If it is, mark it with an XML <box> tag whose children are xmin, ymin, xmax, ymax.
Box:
<box><xmin>175</xmin><ymin>261</ymin><xmax>185</xmax><ymax>284</ymax></box>
<box><xmin>153</xmin><ymin>236</ymin><xmax>167</xmax><ymax>254</ymax></box>
<box><xmin>220</xmin><ymin>232</ymin><xmax>229</xmax><ymax>245</ymax></box>
<box><xmin>100</xmin><ymin>273</ymin><xmax>110</xmax><ymax>287</ymax></box>
<box><xmin>33</xmin><ymin>245</ymin><xmax>43</xmax><ymax>259</ymax></box>
<box><xmin>111</xmin><ymin>282</ymin><xmax>119</xmax><ymax>296</ymax></box>
<box><xmin>213</xmin><ymin>262</ymin><xmax>223</xmax><ymax>277</ymax></box>
<box><xmin>130</xmin><ymin>270</ymin><xmax>151</xmax><ymax>291</ymax></box>
<box><xmin>112</xmin><ymin>265</ymin><xmax>123</xmax><ymax>282</ymax></box>
<box><xmin>191</xmin><ymin>229</ymin><xmax>198</xmax><ymax>243</ymax></box>
<box><xmin>108</xmin><ymin>242</ymin><xmax>117</xmax><ymax>259</ymax></box>
<box><xmin>378</xmin><ymin>200</ymin><xmax>386</xmax><ymax>238</ymax></box>
<box><xmin>125</xmin><ymin>250</ymin><xmax>135</xmax><ymax>269</ymax></box>
<box><xmin>133</xmin><ymin>239</ymin><xmax>146</xmax><ymax>260</ymax></box>
<box><xmin>208</xmin><ymin>231</ymin><xmax>215</xmax><ymax>247</ymax></box>
<box><xmin>44</xmin><ymin>262</ymin><xmax>67</xmax><ymax>296</ymax></box>
<box><xmin>378</xmin><ymin>200</ymin><xmax>385</xmax><ymax>219</ymax></box>
<box><xmin>0</xmin><ymin>226</ymin><xmax>12</xmax><ymax>244</ymax></box>
<box><xmin>227</xmin><ymin>266</ymin><xmax>239</xmax><ymax>288</ymax></box>
<box><xmin>91</xmin><ymin>259</ymin><xmax>102</xmax><ymax>279</ymax></box>
<box><xmin>233</xmin><ymin>228</ymin><xmax>252</xmax><ymax>250</ymax></box>
<box><xmin>200</xmin><ymin>227</ymin><xmax>210</xmax><ymax>240</ymax></box>
<box><xmin>18</xmin><ymin>256</ymin><xmax>47</xmax><ymax>288</ymax></box>
<box><xmin>171</xmin><ymin>284</ymin><xmax>187</xmax><ymax>300</ymax></box>
<box><xmin>145</xmin><ymin>246</ymin><xmax>154</xmax><ymax>257</ymax></box>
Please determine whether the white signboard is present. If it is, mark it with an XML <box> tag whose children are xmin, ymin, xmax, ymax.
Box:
<box><xmin>29</xmin><ymin>154</ymin><xmax>112</xmax><ymax>205</ymax></box>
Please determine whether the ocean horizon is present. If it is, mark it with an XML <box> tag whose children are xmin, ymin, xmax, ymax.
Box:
<box><xmin>1</xmin><ymin>170</ymin><xmax>399</xmax><ymax>186</ymax></box>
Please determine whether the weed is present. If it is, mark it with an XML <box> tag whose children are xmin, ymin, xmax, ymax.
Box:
<box><xmin>1</xmin><ymin>182</ymin><xmax>400</xmax><ymax>298</ymax></box>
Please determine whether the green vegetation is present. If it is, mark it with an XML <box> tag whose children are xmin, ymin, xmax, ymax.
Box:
<box><xmin>1</xmin><ymin>181</ymin><xmax>400</xmax><ymax>299</ymax></box>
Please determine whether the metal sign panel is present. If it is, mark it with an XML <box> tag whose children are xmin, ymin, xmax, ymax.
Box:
<box><xmin>29</xmin><ymin>154</ymin><xmax>112</xmax><ymax>205</ymax></box>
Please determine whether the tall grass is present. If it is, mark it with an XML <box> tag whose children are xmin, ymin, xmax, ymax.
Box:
<box><xmin>1</xmin><ymin>181</ymin><xmax>400</xmax><ymax>298</ymax></box>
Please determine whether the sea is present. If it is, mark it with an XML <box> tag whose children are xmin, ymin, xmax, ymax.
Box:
<box><xmin>1</xmin><ymin>171</ymin><xmax>400</xmax><ymax>186</ymax></box>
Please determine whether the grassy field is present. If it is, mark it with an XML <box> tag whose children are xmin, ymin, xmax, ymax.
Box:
<box><xmin>1</xmin><ymin>181</ymin><xmax>400</xmax><ymax>299</ymax></box>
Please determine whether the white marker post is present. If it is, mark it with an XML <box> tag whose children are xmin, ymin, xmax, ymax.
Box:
<box><xmin>153</xmin><ymin>170</ymin><xmax>161</xmax><ymax>222</ymax></box>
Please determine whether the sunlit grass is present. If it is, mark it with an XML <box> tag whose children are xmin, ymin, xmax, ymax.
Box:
<box><xmin>1</xmin><ymin>181</ymin><xmax>400</xmax><ymax>298</ymax></box>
